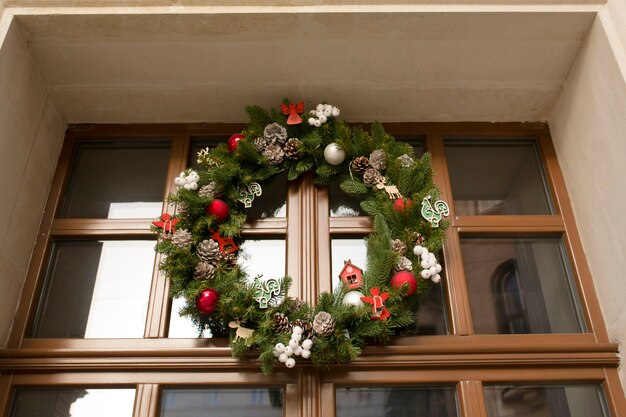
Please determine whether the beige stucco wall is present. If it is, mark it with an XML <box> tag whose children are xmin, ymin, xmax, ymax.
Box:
<box><xmin>550</xmin><ymin>0</ymin><xmax>626</xmax><ymax>386</ymax></box>
<box><xmin>0</xmin><ymin>18</ymin><xmax>66</xmax><ymax>344</ymax></box>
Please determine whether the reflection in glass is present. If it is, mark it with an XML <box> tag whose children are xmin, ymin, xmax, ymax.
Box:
<box><xmin>484</xmin><ymin>384</ymin><xmax>610</xmax><ymax>417</ymax></box>
<box><xmin>32</xmin><ymin>240</ymin><xmax>155</xmax><ymax>338</ymax></box>
<box><xmin>168</xmin><ymin>239</ymin><xmax>286</xmax><ymax>338</ymax></box>
<box><xmin>191</xmin><ymin>140</ymin><xmax>287</xmax><ymax>218</ymax></box>
<box><xmin>331</xmin><ymin>239</ymin><xmax>447</xmax><ymax>335</ymax></box>
<box><xmin>445</xmin><ymin>140</ymin><xmax>553</xmax><ymax>215</ymax></box>
<box><xmin>330</xmin><ymin>139</ymin><xmax>425</xmax><ymax>217</ymax></box>
<box><xmin>160</xmin><ymin>388</ymin><xmax>283</xmax><ymax>417</ymax></box>
<box><xmin>336</xmin><ymin>386</ymin><xmax>458</xmax><ymax>417</ymax></box>
<box><xmin>461</xmin><ymin>237</ymin><xmax>585</xmax><ymax>334</ymax></box>
<box><xmin>9</xmin><ymin>388</ymin><xmax>135</xmax><ymax>417</ymax></box>
<box><xmin>61</xmin><ymin>141</ymin><xmax>170</xmax><ymax>219</ymax></box>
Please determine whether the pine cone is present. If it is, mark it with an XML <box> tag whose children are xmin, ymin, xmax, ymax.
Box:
<box><xmin>288</xmin><ymin>298</ymin><xmax>306</xmax><ymax>313</ymax></box>
<box><xmin>263</xmin><ymin>123</ymin><xmax>288</xmax><ymax>145</ymax></box>
<box><xmin>313</xmin><ymin>311</ymin><xmax>336</xmax><ymax>336</ymax></box>
<box><xmin>194</xmin><ymin>261</ymin><xmax>216</xmax><ymax>281</ymax></box>
<box><xmin>172</xmin><ymin>229</ymin><xmax>193</xmax><ymax>248</ymax></box>
<box><xmin>273</xmin><ymin>312</ymin><xmax>291</xmax><ymax>333</ymax></box>
<box><xmin>411</xmin><ymin>232</ymin><xmax>426</xmax><ymax>246</ymax></box>
<box><xmin>363</xmin><ymin>168</ymin><xmax>382</xmax><ymax>187</ymax></box>
<box><xmin>197</xmin><ymin>239</ymin><xmax>220</xmax><ymax>262</ymax></box>
<box><xmin>177</xmin><ymin>202</ymin><xmax>189</xmax><ymax>216</ymax></box>
<box><xmin>263</xmin><ymin>144</ymin><xmax>284</xmax><ymax>165</ymax></box>
<box><xmin>291</xmin><ymin>319</ymin><xmax>314</xmax><ymax>340</ymax></box>
<box><xmin>395</xmin><ymin>256</ymin><xmax>413</xmax><ymax>272</ymax></box>
<box><xmin>198</xmin><ymin>182</ymin><xmax>217</xmax><ymax>198</ymax></box>
<box><xmin>283</xmin><ymin>138</ymin><xmax>303</xmax><ymax>160</ymax></box>
<box><xmin>390</xmin><ymin>239</ymin><xmax>407</xmax><ymax>255</ymax></box>
<box><xmin>369</xmin><ymin>149</ymin><xmax>387</xmax><ymax>171</ymax></box>
<box><xmin>216</xmin><ymin>251</ymin><xmax>238</xmax><ymax>269</ymax></box>
<box><xmin>351</xmin><ymin>156</ymin><xmax>370</xmax><ymax>174</ymax></box>
<box><xmin>253</xmin><ymin>136</ymin><xmax>267</xmax><ymax>152</ymax></box>
<box><xmin>397</xmin><ymin>154</ymin><xmax>414</xmax><ymax>168</ymax></box>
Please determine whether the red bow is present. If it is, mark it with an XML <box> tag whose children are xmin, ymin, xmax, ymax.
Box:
<box><xmin>152</xmin><ymin>213</ymin><xmax>179</xmax><ymax>234</ymax></box>
<box><xmin>280</xmin><ymin>101</ymin><xmax>304</xmax><ymax>125</ymax></box>
<box><xmin>360</xmin><ymin>287</ymin><xmax>391</xmax><ymax>320</ymax></box>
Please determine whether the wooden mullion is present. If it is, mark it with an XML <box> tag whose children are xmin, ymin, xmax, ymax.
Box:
<box><xmin>454</xmin><ymin>215</ymin><xmax>564</xmax><ymax>230</ymax></box>
<box><xmin>458</xmin><ymin>380</ymin><xmax>488</xmax><ymax>417</ymax></box>
<box><xmin>603</xmin><ymin>369</ymin><xmax>626</xmax><ymax>417</ymax></box>
<box><xmin>316</xmin><ymin>184</ymin><xmax>332</xmax><ymax>297</ymax></box>
<box><xmin>133</xmin><ymin>384</ymin><xmax>159</xmax><ymax>417</ymax></box>
<box><xmin>0</xmin><ymin>375</ymin><xmax>13</xmax><ymax>417</ymax></box>
<box><xmin>426</xmin><ymin>133</ymin><xmax>473</xmax><ymax>336</ymax></box>
<box><xmin>329</xmin><ymin>216</ymin><xmax>372</xmax><ymax>235</ymax></box>
<box><xmin>286</xmin><ymin>177</ymin><xmax>302</xmax><ymax>299</ymax></box>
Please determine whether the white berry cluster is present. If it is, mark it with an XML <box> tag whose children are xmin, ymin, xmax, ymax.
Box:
<box><xmin>308</xmin><ymin>103</ymin><xmax>340</xmax><ymax>127</ymax></box>
<box><xmin>273</xmin><ymin>326</ymin><xmax>313</xmax><ymax>368</ymax></box>
<box><xmin>413</xmin><ymin>245</ymin><xmax>442</xmax><ymax>283</ymax></box>
<box><xmin>174</xmin><ymin>170</ymin><xmax>200</xmax><ymax>191</ymax></box>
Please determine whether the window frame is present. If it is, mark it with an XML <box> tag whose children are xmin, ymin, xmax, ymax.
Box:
<box><xmin>0</xmin><ymin>122</ymin><xmax>623</xmax><ymax>417</ymax></box>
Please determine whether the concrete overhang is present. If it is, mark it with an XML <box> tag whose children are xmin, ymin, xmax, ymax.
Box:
<box><xmin>5</xmin><ymin>4</ymin><xmax>602</xmax><ymax>123</ymax></box>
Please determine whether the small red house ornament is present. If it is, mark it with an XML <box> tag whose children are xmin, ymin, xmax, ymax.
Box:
<box><xmin>339</xmin><ymin>259</ymin><xmax>363</xmax><ymax>289</ymax></box>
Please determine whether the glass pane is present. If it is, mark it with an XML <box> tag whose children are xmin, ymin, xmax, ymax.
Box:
<box><xmin>461</xmin><ymin>237</ymin><xmax>585</xmax><ymax>334</ymax></box>
<box><xmin>191</xmin><ymin>139</ymin><xmax>287</xmax><ymax>218</ymax></box>
<box><xmin>61</xmin><ymin>141</ymin><xmax>170</xmax><ymax>219</ymax></box>
<box><xmin>336</xmin><ymin>386</ymin><xmax>458</xmax><ymax>417</ymax></box>
<box><xmin>331</xmin><ymin>238</ymin><xmax>447</xmax><ymax>335</ymax></box>
<box><xmin>330</xmin><ymin>139</ymin><xmax>424</xmax><ymax>217</ymax></box>
<box><xmin>445</xmin><ymin>140</ymin><xmax>553</xmax><ymax>215</ymax></box>
<box><xmin>484</xmin><ymin>384</ymin><xmax>610</xmax><ymax>417</ymax></box>
<box><xmin>32</xmin><ymin>240</ymin><xmax>155</xmax><ymax>338</ymax></box>
<box><xmin>9</xmin><ymin>388</ymin><xmax>135</xmax><ymax>417</ymax></box>
<box><xmin>160</xmin><ymin>388</ymin><xmax>283</xmax><ymax>417</ymax></box>
<box><xmin>168</xmin><ymin>239</ymin><xmax>286</xmax><ymax>338</ymax></box>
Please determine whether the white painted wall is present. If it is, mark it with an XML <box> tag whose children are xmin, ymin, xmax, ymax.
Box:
<box><xmin>550</xmin><ymin>0</ymin><xmax>626</xmax><ymax>386</ymax></box>
<box><xmin>0</xmin><ymin>18</ymin><xmax>66</xmax><ymax>345</ymax></box>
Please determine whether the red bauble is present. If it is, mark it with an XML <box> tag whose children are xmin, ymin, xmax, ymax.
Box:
<box><xmin>390</xmin><ymin>271</ymin><xmax>418</xmax><ymax>297</ymax></box>
<box><xmin>195</xmin><ymin>288</ymin><xmax>220</xmax><ymax>314</ymax></box>
<box><xmin>393</xmin><ymin>198</ymin><xmax>413</xmax><ymax>213</ymax></box>
<box><xmin>228</xmin><ymin>134</ymin><xmax>244</xmax><ymax>152</ymax></box>
<box><xmin>206</xmin><ymin>199</ymin><xmax>229</xmax><ymax>222</ymax></box>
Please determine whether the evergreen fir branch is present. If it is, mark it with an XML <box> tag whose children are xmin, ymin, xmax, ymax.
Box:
<box><xmin>340</xmin><ymin>179</ymin><xmax>368</xmax><ymax>195</ymax></box>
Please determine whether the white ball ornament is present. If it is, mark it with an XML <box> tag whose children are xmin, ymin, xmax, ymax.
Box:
<box><xmin>285</xmin><ymin>358</ymin><xmax>296</xmax><ymax>368</ymax></box>
<box><xmin>413</xmin><ymin>245</ymin><xmax>424</xmax><ymax>256</ymax></box>
<box><xmin>293</xmin><ymin>333</ymin><xmax>302</xmax><ymax>341</ymax></box>
<box><xmin>292</xmin><ymin>325</ymin><xmax>303</xmax><ymax>335</ymax></box>
<box><xmin>189</xmin><ymin>182</ymin><xmax>198</xmax><ymax>190</ymax></box>
<box><xmin>314</xmin><ymin>119</ymin><xmax>322</xmax><ymax>127</ymax></box>
<box><xmin>317</xmin><ymin>104</ymin><xmax>325</xmax><ymax>111</ymax></box>
<box><xmin>342</xmin><ymin>290</ymin><xmax>365</xmax><ymax>307</ymax></box>
<box><xmin>323</xmin><ymin>108</ymin><xmax>332</xmax><ymax>117</ymax></box>
<box><xmin>432</xmin><ymin>274</ymin><xmax>441</xmax><ymax>283</ymax></box>
<box><xmin>435</xmin><ymin>264</ymin><xmax>442</xmax><ymax>273</ymax></box>
<box><xmin>275</xmin><ymin>343</ymin><xmax>285</xmax><ymax>353</ymax></box>
<box><xmin>289</xmin><ymin>339</ymin><xmax>299</xmax><ymax>350</ymax></box>
<box><xmin>294</xmin><ymin>346</ymin><xmax>303</xmax><ymax>356</ymax></box>
<box><xmin>421</xmin><ymin>259</ymin><xmax>431</xmax><ymax>269</ymax></box>
<box><xmin>301</xmin><ymin>349</ymin><xmax>311</xmax><ymax>359</ymax></box>
<box><xmin>421</xmin><ymin>269</ymin><xmax>432</xmax><ymax>279</ymax></box>
<box><xmin>429</xmin><ymin>266</ymin><xmax>438</xmax><ymax>275</ymax></box>
<box><xmin>324</xmin><ymin>143</ymin><xmax>346</xmax><ymax>165</ymax></box>
<box><xmin>284</xmin><ymin>346</ymin><xmax>294</xmax><ymax>356</ymax></box>
<box><xmin>187</xmin><ymin>172</ymin><xmax>199</xmax><ymax>182</ymax></box>
<box><xmin>279</xmin><ymin>353</ymin><xmax>288</xmax><ymax>363</ymax></box>
<box><xmin>302</xmin><ymin>339</ymin><xmax>313</xmax><ymax>350</ymax></box>
<box><xmin>308</xmin><ymin>118</ymin><xmax>316</xmax><ymax>125</ymax></box>
<box><xmin>319</xmin><ymin>115</ymin><xmax>327</xmax><ymax>123</ymax></box>
<box><xmin>331</xmin><ymin>107</ymin><xmax>340</xmax><ymax>117</ymax></box>
<box><xmin>174</xmin><ymin>177</ymin><xmax>186</xmax><ymax>186</ymax></box>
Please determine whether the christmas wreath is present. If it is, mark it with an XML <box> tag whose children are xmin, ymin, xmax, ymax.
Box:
<box><xmin>151</xmin><ymin>100</ymin><xmax>450</xmax><ymax>374</ymax></box>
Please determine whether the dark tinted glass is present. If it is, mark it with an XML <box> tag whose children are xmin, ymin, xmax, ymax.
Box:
<box><xmin>191</xmin><ymin>139</ymin><xmax>287</xmax><ymax>218</ymax></box>
<box><xmin>32</xmin><ymin>240</ymin><xmax>155</xmax><ymax>338</ymax></box>
<box><xmin>330</xmin><ymin>139</ymin><xmax>424</xmax><ymax>217</ymax></box>
<box><xmin>331</xmin><ymin>238</ymin><xmax>447</xmax><ymax>335</ymax></box>
<box><xmin>461</xmin><ymin>237</ymin><xmax>585</xmax><ymax>334</ymax></box>
<box><xmin>445</xmin><ymin>140</ymin><xmax>553</xmax><ymax>215</ymax></box>
<box><xmin>61</xmin><ymin>141</ymin><xmax>170</xmax><ymax>218</ymax></box>
<box><xmin>9</xmin><ymin>388</ymin><xmax>135</xmax><ymax>417</ymax></box>
<box><xmin>336</xmin><ymin>386</ymin><xmax>458</xmax><ymax>417</ymax></box>
<box><xmin>484</xmin><ymin>384</ymin><xmax>610</xmax><ymax>417</ymax></box>
<box><xmin>168</xmin><ymin>239</ymin><xmax>286</xmax><ymax>338</ymax></box>
<box><xmin>160</xmin><ymin>388</ymin><xmax>283</xmax><ymax>417</ymax></box>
